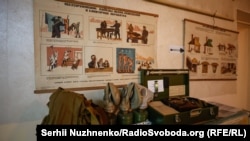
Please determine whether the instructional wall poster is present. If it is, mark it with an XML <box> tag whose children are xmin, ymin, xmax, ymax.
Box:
<box><xmin>33</xmin><ymin>0</ymin><xmax>158</xmax><ymax>93</ymax></box>
<box><xmin>184</xmin><ymin>19</ymin><xmax>238</xmax><ymax>80</ymax></box>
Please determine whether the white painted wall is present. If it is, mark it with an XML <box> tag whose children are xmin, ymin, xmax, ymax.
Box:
<box><xmin>0</xmin><ymin>0</ymin><xmax>249</xmax><ymax>140</ymax></box>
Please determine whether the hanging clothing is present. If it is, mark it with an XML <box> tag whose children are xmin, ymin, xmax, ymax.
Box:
<box><xmin>41</xmin><ymin>87</ymin><xmax>108</xmax><ymax>125</ymax></box>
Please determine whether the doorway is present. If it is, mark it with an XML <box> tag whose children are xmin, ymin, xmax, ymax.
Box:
<box><xmin>237</xmin><ymin>22</ymin><xmax>250</xmax><ymax>110</ymax></box>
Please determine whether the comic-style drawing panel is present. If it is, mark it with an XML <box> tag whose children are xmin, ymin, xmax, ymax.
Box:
<box><xmin>126</xmin><ymin>22</ymin><xmax>155</xmax><ymax>45</ymax></box>
<box><xmin>41</xmin><ymin>44</ymin><xmax>83</xmax><ymax>75</ymax></box>
<box><xmin>89</xmin><ymin>17</ymin><xmax>122</xmax><ymax>41</ymax></box>
<box><xmin>136</xmin><ymin>47</ymin><xmax>156</xmax><ymax>71</ymax></box>
<box><xmin>136</xmin><ymin>54</ymin><xmax>155</xmax><ymax>71</ymax></box>
<box><xmin>40</xmin><ymin>10</ymin><xmax>84</xmax><ymax>39</ymax></box>
<box><xmin>85</xmin><ymin>46</ymin><xmax>113</xmax><ymax>73</ymax></box>
<box><xmin>116</xmin><ymin>48</ymin><xmax>135</xmax><ymax>73</ymax></box>
<box><xmin>221</xmin><ymin>62</ymin><xmax>236</xmax><ymax>75</ymax></box>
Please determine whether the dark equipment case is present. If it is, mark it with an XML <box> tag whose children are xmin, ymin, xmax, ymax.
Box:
<box><xmin>140</xmin><ymin>69</ymin><xmax>219</xmax><ymax>125</ymax></box>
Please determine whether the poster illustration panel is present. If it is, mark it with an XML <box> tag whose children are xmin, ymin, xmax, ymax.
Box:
<box><xmin>89</xmin><ymin>17</ymin><xmax>122</xmax><ymax>42</ymax></box>
<box><xmin>84</xmin><ymin>46</ymin><xmax>113</xmax><ymax>73</ymax></box>
<box><xmin>126</xmin><ymin>22</ymin><xmax>155</xmax><ymax>45</ymax></box>
<box><xmin>41</xmin><ymin>44</ymin><xmax>83</xmax><ymax>75</ymax></box>
<box><xmin>40</xmin><ymin>10</ymin><xmax>84</xmax><ymax>39</ymax></box>
<box><xmin>34</xmin><ymin>0</ymin><xmax>158</xmax><ymax>93</ymax></box>
<box><xmin>184</xmin><ymin>19</ymin><xmax>238</xmax><ymax>80</ymax></box>
<box><xmin>116</xmin><ymin>48</ymin><xmax>135</xmax><ymax>73</ymax></box>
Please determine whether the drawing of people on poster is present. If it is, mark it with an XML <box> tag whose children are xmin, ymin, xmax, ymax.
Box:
<box><xmin>89</xmin><ymin>17</ymin><xmax>122</xmax><ymax>41</ymax></box>
<box><xmin>126</xmin><ymin>22</ymin><xmax>153</xmax><ymax>45</ymax></box>
<box><xmin>110</xmin><ymin>20</ymin><xmax>121</xmax><ymax>40</ymax></box>
<box><xmin>141</xmin><ymin>26</ymin><xmax>148</xmax><ymax>44</ymax></box>
<box><xmin>41</xmin><ymin>11</ymin><xmax>84</xmax><ymax>39</ymax></box>
<box><xmin>41</xmin><ymin>45</ymin><xmax>83</xmax><ymax>75</ymax></box>
<box><xmin>84</xmin><ymin>46</ymin><xmax>113</xmax><ymax>73</ymax></box>
<box><xmin>47</xmin><ymin>45</ymin><xmax>58</xmax><ymax>71</ymax></box>
<box><xmin>116</xmin><ymin>48</ymin><xmax>135</xmax><ymax>73</ymax></box>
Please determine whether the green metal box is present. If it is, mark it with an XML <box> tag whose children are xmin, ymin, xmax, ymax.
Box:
<box><xmin>140</xmin><ymin>69</ymin><xmax>219</xmax><ymax>125</ymax></box>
